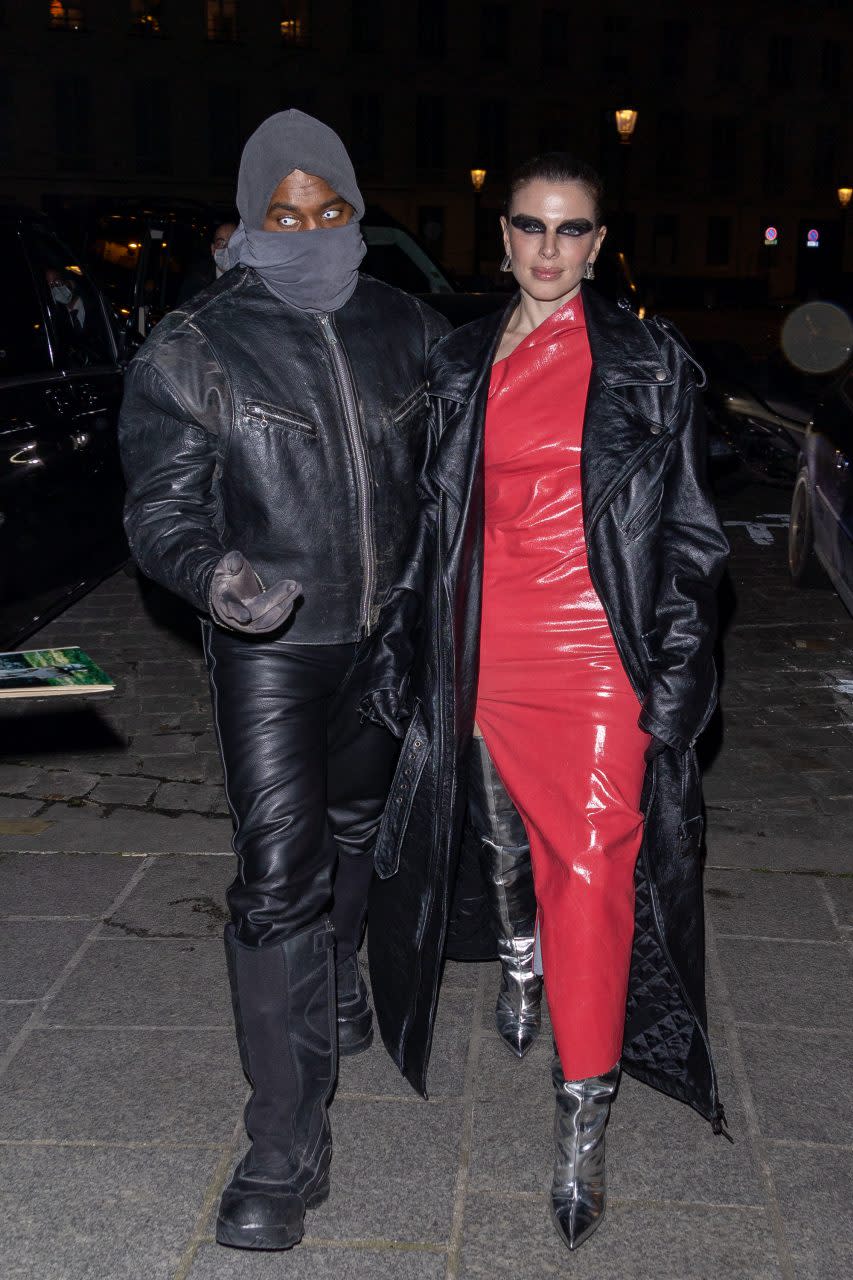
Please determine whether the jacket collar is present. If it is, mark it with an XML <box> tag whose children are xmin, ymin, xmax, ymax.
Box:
<box><xmin>582</xmin><ymin>285</ymin><xmax>673</xmax><ymax>388</ymax></box>
<box><xmin>428</xmin><ymin>284</ymin><xmax>673</xmax><ymax>403</ymax></box>
<box><xmin>427</xmin><ymin>297</ymin><xmax>514</xmax><ymax>404</ymax></box>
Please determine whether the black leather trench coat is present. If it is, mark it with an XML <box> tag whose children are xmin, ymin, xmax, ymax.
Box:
<box><xmin>364</xmin><ymin>284</ymin><xmax>730</xmax><ymax>1128</ymax></box>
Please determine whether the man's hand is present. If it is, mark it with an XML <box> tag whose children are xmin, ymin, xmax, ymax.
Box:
<box><xmin>210</xmin><ymin>551</ymin><xmax>301</xmax><ymax>635</ymax></box>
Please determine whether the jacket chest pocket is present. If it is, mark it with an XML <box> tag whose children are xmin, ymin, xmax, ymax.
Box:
<box><xmin>389</xmin><ymin>383</ymin><xmax>428</xmax><ymax>434</ymax></box>
<box><xmin>240</xmin><ymin>400</ymin><xmax>318</xmax><ymax>440</ymax></box>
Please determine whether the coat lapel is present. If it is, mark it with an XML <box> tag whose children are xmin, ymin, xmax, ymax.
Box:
<box><xmin>581</xmin><ymin>286</ymin><xmax>677</xmax><ymax>531</ymax></box>
<box><xmin>428</xmin><ymin>285</ymin><xmax>677</xmax><ymax>530</ymax></box>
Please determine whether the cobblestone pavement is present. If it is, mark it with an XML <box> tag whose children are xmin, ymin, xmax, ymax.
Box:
<box><xmin>0</xmin><ymin>480</ymin><xmax>851</xmax><ymax>1279</ymax></box>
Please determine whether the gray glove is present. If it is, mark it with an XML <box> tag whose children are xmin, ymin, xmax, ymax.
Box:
<box><xmin>209</xmin><ymin>551</ymin><xmax>301</xmax><ymax>635</ymax></box>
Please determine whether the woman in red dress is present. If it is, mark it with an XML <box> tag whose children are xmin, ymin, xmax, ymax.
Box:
<box><xmin>364</xmin><ymin>153</ymin><xmax>728</xmax><ymax>1256</ymax></box>
<box><xmin>470</xmin><ymin>158</ymin><xmax>651</xmax><ymax>1249</ymax></box>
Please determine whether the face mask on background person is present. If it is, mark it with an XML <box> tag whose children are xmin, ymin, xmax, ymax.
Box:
<box><xmin>50</xmin><ymin>282</ymin><xmax>73</xmax><ymax>305</ymax></box>
<box><xmin>213</xmin><ymin>246</ymin><xmax>230</xmax><ymax>276</ymax></box>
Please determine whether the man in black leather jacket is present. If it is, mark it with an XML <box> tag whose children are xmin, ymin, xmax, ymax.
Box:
<box><xmin>118</xmin><ymin>111</ymin><xmax>449</xmax><ymax>1253</ymax></box>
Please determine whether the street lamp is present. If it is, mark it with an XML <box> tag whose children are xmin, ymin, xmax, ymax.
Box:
<box><xmin>614</xmin><ymin>109</ymin><xmax>638</xmax><ymax>146</ymax></box>
<box><xmin>470</xmin><ymin>168</ymin><xmax>487</xmax><ymax>280</ymax></box>
<box><xmin>838</xmin><ymin>187</ymin><xmax>852</xmax><ymax>275</ymax></box>
<box><xmin>613</xmin><ymin>109</ymin><xmax>638</xmax><ymax>250</ymax></box>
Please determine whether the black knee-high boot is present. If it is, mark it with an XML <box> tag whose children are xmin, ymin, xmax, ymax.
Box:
<box><xmin>216</xmin><ymin>918</ymin><xmax>337</xmax><ymax>1251</ymax></box>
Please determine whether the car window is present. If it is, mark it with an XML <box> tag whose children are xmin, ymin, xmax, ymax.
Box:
<box><xmin>24</xmin><ymin>226</ymin><xmax>115</xmax><ymax>370</ymax></box>
<box><xmin>0</xmin><ymin>233</ymin><xmax>53</xmax><ymax>379</ymax></box>
<box><xmin>361</xmin><ymin>226</ymin><xmax>454</xmax><ymax>295</ymax></box>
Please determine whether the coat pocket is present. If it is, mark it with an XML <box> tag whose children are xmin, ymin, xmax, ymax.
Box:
<box><xmin>373</xmin><ymin>702</ymin><xmax>430</xmax><ymax>879</ymax></box>
<box><xmin>621</xmin><ymin>484</ymin><xmax>664</xmax><ymax>541</ymax></box>
<box><xmin>241</xmin><ymin>400</ymin><xmax>318</xmax><ymax>438</ymax></box>
<box><xmin>678</xmin><ymin>747</ymin><xmax>704</xmax><ymax>854</ymax></box>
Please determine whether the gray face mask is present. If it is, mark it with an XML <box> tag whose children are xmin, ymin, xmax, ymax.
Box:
<box><xmin>227</xmin><ymin>109</ymin><xmax>367</xmax><ymax>314</ymax></box>
<box><xmin>213</xmin><ymin>247</ymin><xmax>230</xmax><ymax>275</ymax></box>
<box><xmin>51</xmin><ymin>283</ymin><xmax>72</xmax><ymax>305</ymax></box>
<box><xmin>225</xmin><ymin>221</ymin><xmax>365</xmax><ymax>313</ymax></box>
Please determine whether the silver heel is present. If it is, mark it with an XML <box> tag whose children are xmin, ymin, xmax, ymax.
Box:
<box><xmin>550</xmin><ymin>1056</ymin><xmax>620</xmax><ymax>1251</ymax></box>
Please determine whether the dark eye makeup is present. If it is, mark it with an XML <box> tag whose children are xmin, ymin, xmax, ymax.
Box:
<box><xmin>510</xmin><ymin>215</ymin><xmax>594</xmax><ymax>236</ymax></box>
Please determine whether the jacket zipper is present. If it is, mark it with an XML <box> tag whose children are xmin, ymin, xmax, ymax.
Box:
<box><xmin>318</xmin><ymin>312</ymin><xmax>377</xmax><ymax>636</ymax></box>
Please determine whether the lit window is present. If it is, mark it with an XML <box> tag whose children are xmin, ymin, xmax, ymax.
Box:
<box><xmin>206</xmin><ymin>0</ymin><xmax>237</xmax><ymax>42</ymax></box>
<box><xmin>130</xmin><ymin>1</ymin><xmax>162</xmax><ymax>35</ymax></box>
<box><xmin>281</xmin><ymin>2</ymin><xmax>309</xmax><ymax>45</ymax></box>
<box><xmin>49</xmin><ymin>2</ymin><xmax>85</xmax><ymax>30</ymax></box>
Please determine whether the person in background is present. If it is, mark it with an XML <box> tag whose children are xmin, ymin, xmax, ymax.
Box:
<box><xmin>118</xmin><ymin>110</ymin><xmax>449</xmax><ymax>1253</ymax></box>
<box><xmin>211</xmin><ymin>220</ymin><xmax>238</xmax><ymax>276</ymax></box>
<box><xmin>177</xmin><ymin>220</ymin><xmax>238</xmax><ymax>302</ymax></box>
<box><xmin>363</xmin><ymin>151</ymin><xmax>729</xmax><ymax>1255</ymax></box>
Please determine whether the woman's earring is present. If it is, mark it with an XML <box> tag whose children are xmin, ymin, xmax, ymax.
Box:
<box><xmin>584</xmin><ymin>260</ymin><xmax>595</xmax><ymax>280</ymax></box>
<box><xmin>500</xmin><ymin>253</ymin><xmax>512</xmax><ymax>272</ymax></box>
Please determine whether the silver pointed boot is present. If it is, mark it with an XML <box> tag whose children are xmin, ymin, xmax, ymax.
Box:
<box><xmin>468</xmin><ymin>736</ymin><xmax>543</xmax><ymax>1058</ymax></box>
<box><xmin>488</xmin><ymin>846</ymin><xmax>543</xmax><ymax>1058</ymax></box>
<box><xmin>550</xmin><ymin>1056</ymin><xmax>620</xmax><ymax>1251</ymax></box>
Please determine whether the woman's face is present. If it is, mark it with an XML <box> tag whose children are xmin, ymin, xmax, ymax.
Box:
<box><xmin>501</xmin><ymin>179</ymin><xmax>606</xmax><ymax>303</ymax></box>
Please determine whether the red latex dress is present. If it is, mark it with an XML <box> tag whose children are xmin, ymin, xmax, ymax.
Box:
<box><xmin>475</xmin><ymin>294</ymin><xmax>649</xmax><ymax>1079</ymax></box>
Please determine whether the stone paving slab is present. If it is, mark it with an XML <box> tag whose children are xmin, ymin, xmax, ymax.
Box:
<box><xmin>0</xmin><ymin>920</ymin><xmax>93</xmax><ymax>1000</ymax></box>
<box><xmin>770</xmin><ymin>1144</ymin><xmax>853</xmax><ymax>1280</ymax></box>
<box><xmin>0</xmin><ymin>1144</ymin><xmax>222</xmax><ymax>1280</ymax></box>
<box><xmin>715</xmin><ymin>937</ymin><xmax>853</xmax><ymax>1028</ymax></box>
<box><xmin>736</xmin><ymin>1027</ymin><xmax>853</xmax><ymax>1145</ymax></box>
<box><xmin>187</xmin><ymin>1243</ymin><xmax>448</xmax><ymax>1279</ymax></box>
<box><xmin>46</xmin><ymin>938</ymin><xmax>231</xmax><ymax>1028</ymax></box>
<box><xmin>102</xmin><ymin>853</ymin><xmax>232</xmax><ymax>939</ymax></box>
<box><xmin>705</xmin><ymin>867</ymin><xmax>839</xmax><ymax>939</ymax></box>
<box><xmin>0</xmin><ymin>1029</ymin><xmax>242</xmax><ymax>1144</ymax></box>
<box><xmin>457</xmin><ymin>1193</ymin><xmax>785</xmax><ymax>1279</ymax></box>
<box><xmin>0</xmin><ymin>850</ymin><xmax>138</xmax><ymax>917</ymax></box>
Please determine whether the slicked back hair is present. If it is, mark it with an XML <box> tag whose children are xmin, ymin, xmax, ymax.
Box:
<box><xmin>506</xmin><ymin>152</ymin><xmax>605</xmax><ymax>226</ymax></box>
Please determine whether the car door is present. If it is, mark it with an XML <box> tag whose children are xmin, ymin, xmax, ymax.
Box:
<box><xmin>0</xmin><ymin>224</ymin><xmax>125</xmax><ymax>647</ymax></box>
<box><xmin>832</xmin><ymin>373</ymin><xmax>853</xmax><ymax>605</ymax></box>
<box><xmin>23</xmin><ymin>224</ymin><xmax>126</xmax><ymax>563</ymax></box>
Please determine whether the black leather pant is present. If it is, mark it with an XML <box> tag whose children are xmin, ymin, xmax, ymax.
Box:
<box><xmin>202</xmin><ymin>623</ymin><xmax>398</xmax><ymax>955</ymax></box>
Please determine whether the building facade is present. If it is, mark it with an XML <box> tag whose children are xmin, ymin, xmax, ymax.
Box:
<box><xmin>1</xmin><ymin>0</ymin><xmax>851</xmax><ymax>296</ymax></box>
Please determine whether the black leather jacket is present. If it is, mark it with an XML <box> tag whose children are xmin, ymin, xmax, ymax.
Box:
<box><xmin>363</xmin><ymin>285</ymin><xmax>730</xmax><ymax>1126</ymax></box>
<box><xmin>119</xmin><ymin>268</ymin><xmax>450</xmax><ymax>643</ymax></box>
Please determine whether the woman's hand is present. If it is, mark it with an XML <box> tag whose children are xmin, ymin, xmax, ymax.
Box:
<box><xmin>360</xmin><ymin>687</ymin><xmax>413</xmax><ymax>738</ymax></box>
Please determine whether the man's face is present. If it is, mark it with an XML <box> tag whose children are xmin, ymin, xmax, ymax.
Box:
<box><xmin>210</xmin><ymin>222</ymin><xmax>237</xmax><ymax>256</ymax></box>
<box><xmin>262</xmin><ymin>170</ymin><xmax>353</xmax><ymax>232</ymax></box>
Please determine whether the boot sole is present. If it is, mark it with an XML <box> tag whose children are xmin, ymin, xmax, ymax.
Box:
<box><xmin>215</xmin><ymin>1218</ymin><xmax>304</xmax><ymax>1251</ymax></box>
<box><xmin>215</xmin><ymin>1181</ymin><xmax>329</xmax><ymax>1250</ymax></box>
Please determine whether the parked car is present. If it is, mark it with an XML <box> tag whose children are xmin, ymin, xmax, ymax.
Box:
<box><xmin>788</xmin><ymin>359</ymin><xmax>853</xmax><ymax>614</ymax></box>
<box><xmin>0</xmin><ymin>211</ymin><xmax>127</xmax><ymax>648</ymax></box>
<box><xmin>697</xmin><ymin>340</ymin><xmax>832</xmax><ymax>486</ymax></box>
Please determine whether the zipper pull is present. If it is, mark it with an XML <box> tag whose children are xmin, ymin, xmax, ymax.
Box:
<box><xmin>318</xmin><ymin>313</ymin><xmax>336</xmax><ymax>343</ymax></box>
